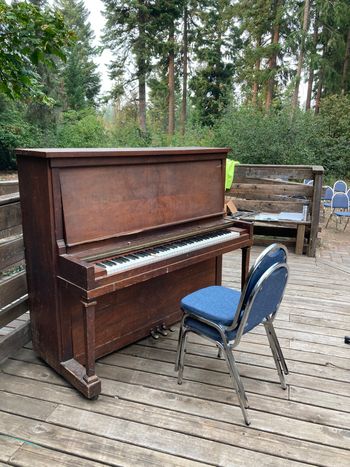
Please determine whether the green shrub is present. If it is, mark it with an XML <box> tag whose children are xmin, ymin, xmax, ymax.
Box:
<box><xmin>56</xmin><ymin>109</ymin><xmax>110</xmax><ymax>148</ymax></box>
<box><xmin>0</xmin><ymin>96</ymin><xmax>42</xmax><ymax>169</ymax></box>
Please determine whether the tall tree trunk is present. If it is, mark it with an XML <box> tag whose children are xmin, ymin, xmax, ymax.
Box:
<box><xmin>252</xmin><ymin>36</ymin><xmax>261</xmax><ymax>106</ymax></box>
<box><xmin>137</xmin><ymin>7</ymin><xmax>147</xmax><ymax>134</ymax></box>
<box><xmin>292</xmin><ymin>0</ymin><xmax>310</xmax><ymax>110</ymax></box>
<box><xmin>306</xmin><ymin>7</ymin><xmax>318</xmax><ymax>110</ymax></box>
<box><xmin>168</xmin><ymin>23</ymin><xmax>175</xmax><ymax>136</ymax></box>
<box><xmin>265</xmin><ymin>0</ymin><xmax>281</xmax><ymax>112</ymax></box>
<box><xmin>314</xmin><ymin>71</ymin><xmax>322</xmax><ymax>114</ymax></box>
<box><xmin>341</xmin><ymin>28</ymin><xmax>350</xmax><ymax>94</ymax></box>
<box><xmin>314</xmin><ymin>42</ymin><xmax>325</xmax><ymax>114</ymax></box>
<box><xmin>305</xmin><ymin>68</ymin><xmax>314</xmax><ymax>111</ymax></box>
<box><xmin>180</xmin><ymin>6</ymin><xmax>188</xmax><ymax>136</ymax></box>
<box><xmin>138</xmin><ymin>72</ymin><xmax>146</xmax><ymax>133</ymax></box>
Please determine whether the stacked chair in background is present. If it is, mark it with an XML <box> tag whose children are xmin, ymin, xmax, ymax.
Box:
<box><xmin>325</xmin><ymin>180</ymin><xmax>350</xmax><ymax>230</ymax></box>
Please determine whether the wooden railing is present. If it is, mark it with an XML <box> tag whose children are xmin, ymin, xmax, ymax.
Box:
<box><xmin>226</xmin><ymin>164</ymin><xmax>324</xmax><ymax>256</ymax></box>
<box><xmin>0</xmin><ymin>180</ymin><xmax>30</xmax><ymax>363</ymax></box>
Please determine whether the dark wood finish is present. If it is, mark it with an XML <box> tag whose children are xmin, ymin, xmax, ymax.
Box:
<box><xmin>16</xmin><ymin>147</ymin><xmax>253</xmax><ymax>398</ymax></box>
<box><xmin>308</xmin><ymin>171</ymin><xmax>323</xmax><ymax>256</ymax></box>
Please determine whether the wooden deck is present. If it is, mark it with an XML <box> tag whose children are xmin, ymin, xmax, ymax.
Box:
<box><xmin>0</xmin><ymin>244</ymin><xmax>350</xmax><ymax>466</ymax></box>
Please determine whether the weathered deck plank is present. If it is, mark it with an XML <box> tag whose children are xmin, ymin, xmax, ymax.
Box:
<box><xmin>0</xmin><ymin>245</ymin><xmax>349</xmax><ymax>466</ymax></box>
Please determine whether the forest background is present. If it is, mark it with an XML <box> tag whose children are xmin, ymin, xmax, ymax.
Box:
<box><xmin>1</xmin><ymin>0</ymin><xmax>349</xmax><ymax>182</ymax></box>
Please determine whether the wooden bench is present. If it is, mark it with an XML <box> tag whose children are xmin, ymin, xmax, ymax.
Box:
<box><xmin>226</xmin><ymin>164</ymin><xmax>324</xmax><ymax>256</ymax></box>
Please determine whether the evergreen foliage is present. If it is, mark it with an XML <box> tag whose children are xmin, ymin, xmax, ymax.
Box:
<box><xmin>55</xmin><ymin>0</ymin><xmax>101</xmax><ymax>110</ymax></box>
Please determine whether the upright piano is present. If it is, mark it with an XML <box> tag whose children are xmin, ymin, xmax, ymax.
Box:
<box><xmin>16</xmin><ymin>147</ymin><xmax>253</xmax><ymax>398</ymax></box>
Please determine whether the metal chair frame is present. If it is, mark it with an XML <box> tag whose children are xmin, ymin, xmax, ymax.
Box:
<box><xmin>333</xmin><ymin>180</ymin><xmax>348</xmax><ymax>194</ymax></box>
<box><xmin>175</xmin><ymin>260</ymin><xmax>289</xmax><ymax>426</ymax></box>
<box><xmin>326</xmin><ymin>192</ymin><xmax>350</xmax><ymax>228</ymax></box>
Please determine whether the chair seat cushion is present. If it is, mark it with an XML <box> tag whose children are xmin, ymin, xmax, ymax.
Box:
<box><xmin>185</xmin><ymin>317</ymin><xmax>237</xmax><ymax>342</ymax></box>
<box><xmin>335</xmin><ymin>211</ymin><xmax>350</xmax><ymax>217</ymax></box>
<box><xmin>180</xmin><ymin>285</ymin><xmax>240</xmax><ymax>326</ymax></box>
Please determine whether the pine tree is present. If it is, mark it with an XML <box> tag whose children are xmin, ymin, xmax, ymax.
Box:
<box><xmin>55</xmin><ymin>0</ymin><xmax>100</xmax><ymax>110</ymax></box>
<box><xmin>190</xmin><ymin>0</ymin><xmax>236</xmax><ymax>126</ymax></box>
<box><xmin>234</xmin><ymin>0</ymin><xmax>271</xmax><ymax>107</ymax></box>
<box><xmin>310</xmin><ymin>0</ymin><xmax>350</xmax><ymax>111</ymax></box>
<box><xmin>180</xmin><ymin>3</ymin><xmax>188</xmax><ymax>135</ymax></box>
<box><xmin>102</xmin><ymin>0</ymin><xmax>157</xmax><ymax>134</ymax></box>
<box><xmin>292</xmin><ymin>0</ymin><xmax>310</xmax><ymax>110</ymax></box>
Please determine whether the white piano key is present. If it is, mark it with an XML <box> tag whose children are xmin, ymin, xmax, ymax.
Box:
<box><xmin>97</xmin><ymin>229</ymin><xmax>240</xmax><ymax>275</ymax></box>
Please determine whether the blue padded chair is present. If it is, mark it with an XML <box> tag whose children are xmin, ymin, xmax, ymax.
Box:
<box><xmin>326</xmin><ymin>192</ymin><xmax>350</xmax><ymax>228</ymax></box>
<box><xmin>322</xmin><ymin>186</ymin><xmax>334</xmax><ymax>214</ymax></box>
<box><xmin>333</xmin><ymin>180</ymin><xmax>347</xmax><ymax>193</ymax></box>
<box><xmin>333</xmin><ymin>192</ymin><xmax>350</xmax><ymax>231</ymax></box>
<box><xmin>175</xmin><ymin>244</ymin><xmax>289</xmax><ymax>425</ymax></box>
<box><xmin>322</xmin><ymin>186</ymin><xmax>333</xmax><ymax>205</ymax></box>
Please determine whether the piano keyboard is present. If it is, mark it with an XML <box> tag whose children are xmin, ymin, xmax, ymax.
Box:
<box><xmin>96</xmin><ymin>229</ymin><xmax>240</xmax><ymax>275</ymax></box>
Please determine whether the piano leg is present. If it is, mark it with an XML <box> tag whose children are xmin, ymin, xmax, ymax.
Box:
<box><xmin>82</xmin><ymin>299</ymin><xmax>99</xmax><ymax>386</ymax></box>
<box><xmin>59</xmin><ymin>298</ymin><xmax>101</xmax><ymax>399</ymax></box>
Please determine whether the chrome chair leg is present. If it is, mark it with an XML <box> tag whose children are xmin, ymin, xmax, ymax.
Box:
<box><xmin>267</xmin><ymin>321</ymin><xmax>288</xmax><ymax>375</ymax></box>
<box><xmin>344</xmin><ymin>218</ymin><xmax>350</xmax><ymax>231</ymax></box>
<box><xmin>225</xmin><ymin>347</ymin><xmax>249</xmax><ymax>408</ymax></box>
<box><xmin>177</xmin><ymin>329</ymin><xmax>188</xmax><ymax>385</ymax></box>
<box><xmin>174</xmin><ymin>321</ymin><xmax>185</xmax><ymax>372</ymax></box>
<box><xmin>264</xmin><ymin>323</ymin><xmax>286</xmax><ymax>389</ymax></box>
<box><xmin>222</xmin><ymin>344</ymin><xmax>251</xmax><ymax>425</ymax></box>
<box><xmin>325</xmin><ymin>210</ymin><xmax>333</xmax><ymax>228</ymax></box>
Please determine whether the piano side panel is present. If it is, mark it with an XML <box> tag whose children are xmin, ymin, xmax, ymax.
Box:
<box><xmin>17</xmin><ymin>157</ymin><xmax>62</xmax><ymax>363</ymax></box>
<box><xmin>67</xmin><ymin>258</ymin><xmax>218</xmax><ymax>362</ymax></box>
<box><xmin>59</xmin><ymin>158</ymin><xmax>224</xmax><ymax>246</ymax></box>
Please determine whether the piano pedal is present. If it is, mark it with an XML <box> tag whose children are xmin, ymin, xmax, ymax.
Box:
<box><xmin>161</xmin><ymin>323</ymin><xmax>176</xmax><ymax>334</ymax></box>
<box><xmin>150</xmin><ymin>329</ymin><xmax>160</xmax><ymax>340</ymax></box>
<box><xmin>157</xmin><ymin>325</ymin><xmax>168</xmax><ymax>336</ymax></box>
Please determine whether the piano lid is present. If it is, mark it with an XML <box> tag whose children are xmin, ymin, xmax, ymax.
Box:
<box><xmin>16</xmin><ymin>147</ymin><xmax>230</xmax><ymax>159</ymax></box>
<box><xmin>59</xmin><ymin>157</ymin><xmax>225</xmax><ymax>247</ymax></box>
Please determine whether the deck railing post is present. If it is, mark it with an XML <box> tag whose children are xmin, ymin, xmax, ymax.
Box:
<box><xmin>308</xmin><ymin>168</ymin><xmax>324</xmax><ymax>257</ymax></box>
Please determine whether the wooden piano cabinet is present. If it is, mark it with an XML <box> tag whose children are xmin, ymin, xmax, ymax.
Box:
<box><xmin>16</xmin><ymin>147</ymin><xmax>252</xmax><ymax>398</ymax></box>
<box><xmin>70</xmin><ymin>258</ymin><xmax>218</xmax><ymax>362</ymax></box>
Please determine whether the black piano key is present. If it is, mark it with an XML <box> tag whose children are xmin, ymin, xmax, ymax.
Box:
<box><xmin>97</xmin><ymin>229</ymin><xmax>236</xmax><ymax>270</ymax></box>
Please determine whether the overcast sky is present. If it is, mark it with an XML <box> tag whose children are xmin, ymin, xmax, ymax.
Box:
<box><xmin>84</xmin><ymin>0</ymin><xmax>113</xmax><ymax>95</ymax></box>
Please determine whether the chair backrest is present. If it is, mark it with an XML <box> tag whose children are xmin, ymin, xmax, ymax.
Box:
<box><xmin>230</xmin><ymin>243</ymin><xmax>287</xmax><ymax>328</ymax></box>
<box><xmin>323</xmin><ymin>186</ymin><xmax>333</xmax><ymax>201</ymax></box>
<box><xmin>331</xmin><ymin>192</ymin><xmax>349</xmax><ymax>210</ymax></box>
<box><xmin>303</xmin><ymin>179</ymin><xmax>312</xmax><ymax>184</ymax></box>
<box><xmin>233</xmin><ymin>263</ymin><xmax>289</xmax><ymax>343</ymax></box>
<box><xmin>347</xmin><ymin>189</ymin><xmax>350</xmax><ymax>201</ymax></box>
<box><xmin>333</xmin><ymin>180</ymin><xmax>347</xmax><ymax>193</ymax></box>
<box><xmin>306</xmin><ymin>180</ymin><xmax>314</xmax><ymax>185</ymax></box>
